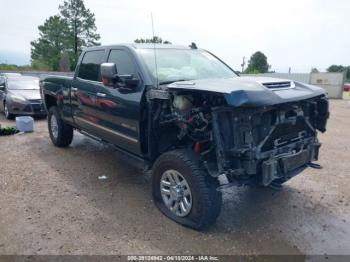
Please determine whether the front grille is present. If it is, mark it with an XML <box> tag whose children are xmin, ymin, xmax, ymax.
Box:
<box><xmin>32</xmin><ymin>104</ymin><xmax>44</xmax><ymax>112</ymax></box>
<box><xmin>29</xmin><ymin>99</ymin><xmax>45</xmax><ymax>113</ymax></box>
<box><xmin>23</xmin><ymin>105</ymin><xmax>32</xmax><ymax>112</ymax></box>
<box><xmin>263</xmin><ymin>81</ymin><xmax>291</xmax><ymax>89</ymax></box>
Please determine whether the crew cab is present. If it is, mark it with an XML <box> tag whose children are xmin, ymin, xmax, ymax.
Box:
<box><xmin>40</xmin><ymin>44</ymin><xmax>329</xmax><ymax>230</ymax></box>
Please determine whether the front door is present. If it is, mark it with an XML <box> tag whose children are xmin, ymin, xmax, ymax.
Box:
<box><xmin>93</xmin><ymin>48</ymin><xmax>144</xmax><ymax>155</ymax></box>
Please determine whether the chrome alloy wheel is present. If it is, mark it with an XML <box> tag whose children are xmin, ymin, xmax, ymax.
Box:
<box><xmin>160</xmin><ymin>169</ymin><xmax>192</xmax><ymax>217</ymax></box>
<box><xmin>50</xmin><ymin>114</ymin><xmax>59</xmax><ymax>139</ymax></box>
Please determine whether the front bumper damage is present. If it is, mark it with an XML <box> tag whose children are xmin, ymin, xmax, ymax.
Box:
<box><xmin>209</xmin><ymin>95</ymin><xmax>328</xmax><ymax>187</ymax></box>
<box><xmin>261</xmin><ymin>141</ymin><xmax>320</xmax><ymax>186</ymax></box>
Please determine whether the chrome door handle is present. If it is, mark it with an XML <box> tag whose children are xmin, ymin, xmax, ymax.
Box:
<box><xmin>97</xmin><ymin>92</ymin><xmax>106</xmax><ymax>97</ymax></box>
<box><xmin>71</xmin><ymin>87</ymin><xmax>78</xmax><ymax>91</ymax></box>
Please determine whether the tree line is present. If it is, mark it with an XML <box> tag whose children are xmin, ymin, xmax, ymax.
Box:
<box><xmin>326</xmin><ymin>65</ymin><xmax>350</xmax><ymax>80</ymax></box>
<box><xmin>244</xmin><ymin>52</ymin><xmax>349</xmax><ymax>81</ymax></box>
<box><xmin>2</xmin><ymin>0</ymin><xmax>348</xmax><ymax>80</ymax></box>
<box><xmin>134</xmin><ymin>36</ymin><xmax>171</xmax><ymax>44</ymax></box>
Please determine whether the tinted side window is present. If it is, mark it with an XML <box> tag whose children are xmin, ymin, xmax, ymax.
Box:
<box><xmin>78</xmin><ymin>50</ymin><xmax>105</xmax><ymax>81</ymax></box>
<box><xmin>107</xmin><ymin>50</ymin><xmax>136</xmax><ymax>76</ymax></box>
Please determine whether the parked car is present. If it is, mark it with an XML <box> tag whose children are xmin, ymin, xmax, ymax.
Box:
<box><xmin>343</xmin><ymin>83</ymin><xmax>350</xmax><ymax>92</ymax></box>
<box><xmin>0</xmin><ymin>75</ymin><xmax>46</xmax><ymax>119</ymax></box>
<box><xmin>40</xmin><ymin>44</ymin><xmax>329</xmax><ymax>230</ymax></box>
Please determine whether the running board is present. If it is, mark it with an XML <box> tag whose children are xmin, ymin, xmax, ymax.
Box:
<box><xmin>78</xmin><ymin>130</ymin><xmax>104</xmax><ymax>142</ymax></box>
<box><xmin>77</xmin><ymin>129</ymin><xmax>147</xmax><ymax>171</ymax></box>
<box><xmin>308</xmin><ymin>163</ymin><xmax>323</xmax><ymax>169</ymax></box>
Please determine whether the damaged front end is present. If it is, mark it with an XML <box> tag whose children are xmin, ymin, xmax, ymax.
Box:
<box><xmin>210</xmin><ymin>95</ymin><xmax>329</xmax><ymax>186</ymax></box>
<box><xmin>146</xmin><ymin>79</ymin><xmax>329</xmax><ymax>188</ymax></box>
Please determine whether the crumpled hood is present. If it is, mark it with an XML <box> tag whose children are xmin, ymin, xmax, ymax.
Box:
<box><xmin>168</xmin><ymin>77</ymin><xmax>326</xmax><ymax>107</ymax></box>
<box><xmin>8</xmin><ymin>89</ymin><xmax>41</xmax><ymax>100</ymax></box>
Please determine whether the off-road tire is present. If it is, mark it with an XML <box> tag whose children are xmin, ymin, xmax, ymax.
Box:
<box><xmin>48</xmin><ymin>106</ymin><xmax>73</xmax><ymax>147</ymax></box>
<box><xmin>152</xmin><ymin>149</ymin><xmax>222</xmax><ymax>230</ymax></box>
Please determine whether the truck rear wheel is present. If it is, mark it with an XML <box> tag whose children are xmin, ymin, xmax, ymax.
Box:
<box><xmin>48</xmin><ymin>106</ymin><xmax>73</xmax><ymax>147</ymax></box>
<box><xmin>152</xmin><ymin>149</ymin><xmax>222</xmax><ymax>230</ymax></box>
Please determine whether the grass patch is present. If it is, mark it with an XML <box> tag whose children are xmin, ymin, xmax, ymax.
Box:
<box><xmin>0</xmin><ymin>126</ymin><xmax>19</xmax><ymax>136</ymax></box>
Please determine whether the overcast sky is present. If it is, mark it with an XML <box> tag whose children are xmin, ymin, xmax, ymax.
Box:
<box><xmin>0</xmin><ymin>0</ymin><xmax>349</xmax><ymax>72</ymax></box>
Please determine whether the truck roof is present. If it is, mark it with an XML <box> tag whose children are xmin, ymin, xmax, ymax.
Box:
<box><xmin>83</xmin><ymin>43</ymin><xmax>194</xmax><ymax>51</ymax></box>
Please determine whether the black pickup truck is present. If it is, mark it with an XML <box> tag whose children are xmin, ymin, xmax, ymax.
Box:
<box><xmin>40</xmin><ymin>44</ymin><xmax>329</xmax><ymax>230</ymax></box>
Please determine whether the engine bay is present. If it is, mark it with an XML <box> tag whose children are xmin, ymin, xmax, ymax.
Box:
<box><xmin>146</xmin><ymin>87</ymin><xmax>329</xmax><ymax>186</ymax></box>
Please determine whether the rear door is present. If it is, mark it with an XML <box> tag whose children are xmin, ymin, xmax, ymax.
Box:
<box><xmin>70</xmin><ymin>49</ymin><xmax>107</xmax><ymax>137</ymax></box>
<box><xmin>92</xmin><ymin>48</ymin><xmax>144</xmax><ymax>155</ymax></box>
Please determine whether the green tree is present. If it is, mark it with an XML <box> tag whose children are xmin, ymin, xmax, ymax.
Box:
<box><xmin>31</xmin><ymin>60</ymin><xmax>51</xmax><ymax>71</ymax></box>
<box><xmin>0</xmin><ymin>64</ymin><xmax>19</xmax><ymax>71</ymax></box>
<box><xmin>245</xmin><ymin>51</ymin><xmax>270</xmax><ymax>73</ymax></box>
<box><xmin>134</xmin><ymin>36</ymin><xmax>171</xmax><ymax>44</ymax></box>
<box><xmin>0</xmin><ymin>64</ymin><xmax>33</xmax><ymax>71</ymax></box>
<box><xmin>59</xmin><ymin>0</ymin><xmax>100</xmax><ymax>68</ymax></box>
<box><xmin>30</xmin><ymin>15</ymin><xmax>69</xmax><ymax>71</ymax></box>
<box><xmin>311</xmin><ymin>67</ymin><xmax>319</xmax><ymax>73</ymax></box>
<box><xmin>327</xmin><ymin>65</ymin><xmax>350</xmax><ymax>80</ymax></box>
<box><xmin>327</xmin><ymin>65</ymin><xmax>345</xmax><ymax>72</ymax></box>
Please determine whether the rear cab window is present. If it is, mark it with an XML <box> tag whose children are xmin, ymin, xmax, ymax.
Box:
<box><xmin>78</xmin><ymin>50</ymin><xmax>105</xmax><ymax>82</ymax></box>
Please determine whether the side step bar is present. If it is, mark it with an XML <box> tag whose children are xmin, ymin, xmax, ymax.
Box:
<box><xmin>77</xmin><ymin>129</ymin><xmax>148</xmax><ymax>171</ymax></box>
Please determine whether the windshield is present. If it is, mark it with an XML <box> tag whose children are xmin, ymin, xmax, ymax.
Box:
<box><xmin>7</xmin><ymin>77</ymin><xmax>40</xmax><ymax>90</ymax></box>
<box><xmin>138</xmin><ymin>49</ymin><xmax>237</xmax><ymax>84</ymax></box>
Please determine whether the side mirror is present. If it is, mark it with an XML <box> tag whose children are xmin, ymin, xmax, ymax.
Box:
<box><xmin>101</xmin><ymin>62</ymin><xmax>139</xmax><ymax>90</ymax></box>
<box><xmin>101</xmin><ymin>63</ymin><xmax>118</xmax><ymax>87</ymax></box>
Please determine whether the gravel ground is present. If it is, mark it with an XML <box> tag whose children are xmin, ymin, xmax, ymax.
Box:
<box><xmin>0</xmin><ymin>99</ymin><xmax>349</xmax><ymax>256</ymax></box>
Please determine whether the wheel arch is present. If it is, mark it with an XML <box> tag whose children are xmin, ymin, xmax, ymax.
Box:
<box><xmin>44</xmin><ymin>94</ymin><xmax>57</xmax><ymax>111</ymax></box>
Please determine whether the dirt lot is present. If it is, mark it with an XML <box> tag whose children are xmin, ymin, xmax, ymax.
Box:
<box><xmin>0</xmin><ymin>99</ymin><xmax>349</xmax><ymax>256</ymax></box>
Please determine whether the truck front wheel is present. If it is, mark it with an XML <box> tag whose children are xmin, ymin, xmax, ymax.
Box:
<box><xmin>152</xmin><ymin>149</ymin><xmax>222</xmax><ymax>230</ymax></box>
<box><xmin>48</xmin><ymin>106</ymin><xmax>73</xmax><ymax>147</ymax></box>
